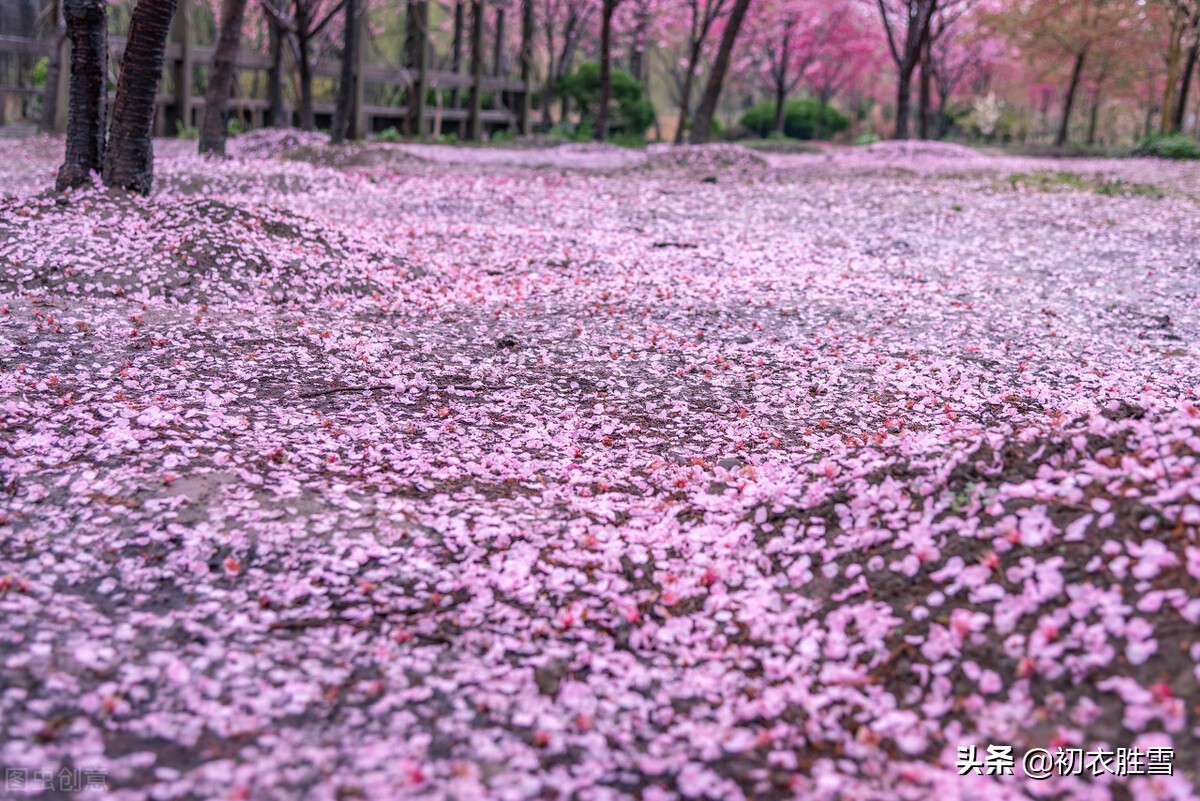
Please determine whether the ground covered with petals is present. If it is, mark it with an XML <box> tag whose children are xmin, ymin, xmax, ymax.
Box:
<box><xmin>1</xmin><ymin>134</ymin><xmax>1199</xmax><ymax>801</ymax></box>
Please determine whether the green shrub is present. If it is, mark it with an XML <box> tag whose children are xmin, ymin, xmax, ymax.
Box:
<box><xmin>740</xmin><ymin>98</ymin><xmax>850</xmax><ymax>141</ymax></box>
<box><xmin>559</xmin><ymin>61</ymin><xmax>656</xmax><ymax>139</ymax></box>
<box><xmin>1132</xmin><ymin>133</ymin><xmax>1200</xmax><ymax>160</ymax></box>
<box><xmin>226</xmin><ymin>117</ymin><xmax>246</xmax><ymax>136</ymax></box>
<box><xmin>175</xmin><ymin>120</ymin><xmax>198</xmax><ymax>140</ymax></box>
<box><xmin>854</xmin><ymin>131</ymin><xmax>881</xmax><ymax>146</ymax></box>
<box><xmin>377</xmin><ymin>126</ymin><xmax>402</xmax><ymax>142</ymax></box>
<box><xmin>30</xmin><ymin>57</ymin><xmax>48</xmax><ymax>89</ymax></box>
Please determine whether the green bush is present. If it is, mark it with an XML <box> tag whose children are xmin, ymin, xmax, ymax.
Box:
<box><xmin>559</xmin><ymin>61</ymin><xmax>656</xmax><ymax>139</ymax></box>
<box><xmin>740</xmin><ymin>98</ymin><xmax>850</xmax><ymax>141</ymax></box>
<box><xmin>175</xmin><ymin>120</ymin><xmax>198</xmax><ymax>140</ymax></box>
<box><xmin>854</xmin><ymin>132</ymin><xmax>881</xmax><ymax>146</ymax></box>
<box><xmin>1132</xmin><ymin>133</ymin><xmax>1200</xmax><ymax>160</ymax></box>
<box><xmin>30</xmin><ymin>57</ymin><xmax>48</xmax><ymax>89</ymax></box>
<box><xmin>377</xmin><ymin>126</ymin><xmax>402</xmax><ymax>142</ymax></box>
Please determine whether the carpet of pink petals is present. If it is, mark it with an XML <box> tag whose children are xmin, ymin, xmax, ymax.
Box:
<box><xmin>1</xmin><ymin>132</ymin><xmax>1199</xmax><ymax>801</ymax></box>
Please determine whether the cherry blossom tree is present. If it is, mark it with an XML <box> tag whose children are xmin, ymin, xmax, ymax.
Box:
<box><xmin>875</xmin><ymin>0</ymin><xmax>939</xmax><ymax>139</ymax></box>
<box><xmin>199</xmin><ymin>0</ymin><xmax>250</xmax><ymax>155</ymax></box>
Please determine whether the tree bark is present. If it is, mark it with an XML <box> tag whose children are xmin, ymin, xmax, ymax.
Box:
<box><xmin>1174</xmin><ymin>37</ymin><xmax>1199</xmax><ymax>134</ymax></box>
<box><xmin>1086</xmin><ymin>90</ymin><xmax>1100</xmax><ymax>146</ymax></box>
<box><xmin>267</xmin><ymin>11</ymin><xmax>285</xmax><ymax>126</ymax></box>
<box><xmin>895</xmin><ymin>67</ymin><xmax>914</xmax><ymax>140</ymax></box>
<box><xmin>295</xmin><ymin>1</ymin><xmax>315</xmax><ymax>131</ymax></box>
<box><xmin>772</xmin><ymin>78</ymin><xmax>787</xmax><ymax>136</ymax></box>
<box><xmin>330</xmin><ymin>0</ymin><xmax>356</xmax><ymax>143</ymax></box>
<box><xmin>1055</xmin><ymin>49</ymin><xmax>1086</xmax><ymax>147</ymax></box>
<box><xmin>451</xmin><ymin>0</ymin><xmax>464</xmax><ymax>134</ymax></box>
<box><xmin>199</xmin><ymin>0</ymin><xmax>249</xmax><ymax>155</ymax></box>
<box><xmin>492</xmin><ymin>6</ymin><xmax>505</xmax><ymax>76</ymax></box>
<box><xmin>918</xmin><ymin>37</ymin><xmax>931</xmax><ymax>139</ymax></box>
<box><xmin>40</xmin><ymin>4</ymin><xmax>67</xmax><ymax>134</ymax></box>
<box><xmin>518</xmin><ymin>0</ymin><xmax>533</xmax><ymax>134</ymax></box>
<box><xmin>104</xmin><ymin>0</ymin><xmax>179</xmax><ymax>193</ymax></box>
<box><xmin>56</xmin><ymin>0</ymin><xmax>107</xmax><ymax>190</ymax></box>
<box><xmin>467</xmin><ymin>0</ymin><xmax>483</xmax><ymax>141</ymax></box>
<box><xmin>673</xmin><ymin>40</ymin><xmax>702</xmax><ymax>144</ymax></box>
<box><xmin>595</xmin><ymin>0</ymin><xmax>615</xmax><ymax>141</ymax></box>
<box><xmin>690</xmin><ymin>0</ymin><xmax>752</xmax><ymax>145</ymax></box>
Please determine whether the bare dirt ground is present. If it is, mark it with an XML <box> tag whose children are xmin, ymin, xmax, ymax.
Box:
<box><xmin>1</xmin><ymin>133</ymin><xmax>1199</xmax><ymax>801</ymax></box>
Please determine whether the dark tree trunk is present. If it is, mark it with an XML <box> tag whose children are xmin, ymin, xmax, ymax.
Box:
<box><xmin>295</xmin><ymin>0</ymin><xmax>315</xmax><ymax>131</ymax></box>
<box><xmin>518</xmin><ymin>0</ymin><xmax>534</xmax><ymax>134</ymax></box>
<box><xmin>918</xmin><ymin>39</ymin><xmax>931</xmax><ymax>139</ymax></box>
<box><xmin>895</xmin><ymin>68</ymin><xmax>914</xmax><ymax>140</ymax></box>
<box><xmin>595</xmin><ymin>0</ymin><xmax>615</xmax><ymax>141</ymax></box>
<box><xmin>40</xmin><ymin>6</ymin><xmax>67</xmax><ymax>134</ymax></box>
<box><xmin>772</xmin><ymin>78</ymin><xmax>787</xmax><ymax>135</ymax></box>
<box><xmin>467</xmin><ymin>0</ymin><xmax>483</xmax><ymax>141</ymax></box>
<box><xmin>1175</xmin><ymin>38</ymin><xmax>1199</xmax><ymax>133</ymax></box>
<box><xmin>690</xmin><ymin>0</ymin><xmax>752</xmax><ymax>145</ymax></box>
<box><xmin>450</xmin><ymin>0</ymin><xmax>464</xmax><ymax>132</ymax></box>
<box><xmin>492</xmin><ymin>6</ymin><xmax>505</xmax><ymax>76</ymax></box>
<box><xmin>1086</xmin><ymin>86</ymin><xmax>1101</xmax><ymax>145</ymax></box>
<box><xmin>57</xmin><ymin>0</ymin><xmax>107</xmax><ymax>189</ymax></box>
<box><xmin>1056</xmin><ymin>49</ymin><xmax>1086</xmax><ymax>147</ymax></box>
<box><xmin>330</xmin><ymin>0</ymin><xmax>356</xmax><ymax>143</ymax></box>
<box><xmin>935</xmin><ymin>87</ymin><xmax>949</xmax><ymax>138</ymax></box>
<box><xmin>267</xmin><ymin>12</ymin><xmax>285</xmax><ymax>126</ymax></box>
<box><xmin>673</xmin><ymin>40</ymin><xmax>702</xmax><ymax>144</ymax></box>
<box><xmin>104</xmin><ymin>0</ymin><xmax>178</xmax><ymax>194</ymax></box>
<box><xmin>199</xmin><ymin>0</ymin><xmax>248</xmax><ymax>155</ymax></box>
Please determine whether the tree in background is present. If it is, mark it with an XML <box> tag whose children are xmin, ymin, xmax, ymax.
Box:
<box><xmin>668</xmin><ymin>0</ymin><xmax>734</xmax><ymax>143</ymax></box>
<box><xmin>690</xmin><ymin>0</ymin><xmax>753</xmax><ymax>143</ymax></box>
<box><xmin>538</xmin><ymin>0</ymin><xmax>597</xmax><ymax>131</ymax></box>
<box><xmin>262</xmin><ymin>0</ymin><xmax>345</xmax><ymax>130</ymax></box>
<box><xmin>199</xmin><ymin>0</ymin><xmax>250</xmax><ymax>155</ymax></box>
<box><xmin>595</xmin><ymin>0</ymin><xmax>625</xmax><ymax>140</ymax></box>
<box><xmin>875</xmin><ymin>0</ymin><xmax>939</xmax><ymax>140</ymax></box>
<box><xmin>329</xmin><ymin>0</ymin><xmax>359</xmax><ymax>143</ymax></box>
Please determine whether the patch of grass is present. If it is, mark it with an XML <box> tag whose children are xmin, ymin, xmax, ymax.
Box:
<box><xmin>740</xmin><ymin>138</ymin><xmax>824</xmax><ymax>154</ymax></box>
<box><xmin>1001</xmin><ymin>171</ymin><xmax>1164</xmax><ymax>199</ymax></box>
<box><xmin>1131</xmin><ymin>133</ymin><xmax>1200</xmax><ymax>160</ymax></box>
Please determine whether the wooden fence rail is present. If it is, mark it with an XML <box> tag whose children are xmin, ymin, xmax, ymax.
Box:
<box><xmin>0</xmin><ymin>0</ymin><xmax>534</xmax><ymax>140</ymax></box>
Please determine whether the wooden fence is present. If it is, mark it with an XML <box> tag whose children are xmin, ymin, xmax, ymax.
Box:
<box><xmin>0</xmin><ymin>0</ymin><xmax>535</xmax><ymax>139</ymax></box>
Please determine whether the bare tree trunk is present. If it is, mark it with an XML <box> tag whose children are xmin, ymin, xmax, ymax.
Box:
<box><xmin>1175</xmin><ymin>37</ymin><xmax>1199</xmax><ymax>133</ymax></box>
<box><xmin>295</xmin><ymin>0</ymin><xmax>315</xmax><ymax>131</ymax></box>
<box><xmin>595</xmin><ymin>0</ymin><xmax>614</xmax><ymax>141</ymax></box>
<box><xmin>772</xmin><ymin>76</ymin><xmax>787</xmax><ymax>135</ymax></box>
<box><xmin>104</xmin><ymin>0</ymin><xmax>178</xmax><ymax>193</ymax></box>
<box><xmin>330</xmin><ymin>0</ymin><xmax>356</xmax><ymax>143</ymax></box>
<box><xmin>690</xmin><ymin>0</ymin><xmax>751</xmax><ymax>145</ymax></box>
<box><xmin>40</xmin><ymin>3</ymin><xmax>67</xmax><ymax>133</ymax></box>
<box><xmin>673</xmin><ymin>41</ymin><xmax>701</xmax><ymax>144</ymax></box>
<box><xmin>492</xmin><ymin>6</ymin><xmax>505</xmax><ymax>75</ymax></box>
<box><xmin>267</xmin><ymin>12</ymin><xmax>285</xmax><ymax>126</ymax></box>
<box><xmin>467</xmin><ymin>0</ymin><xmax>483</xmax><ymax>141</ymax></box>
<box><xmin>1055</xmin><ymin>49</ymin><xmax>1086</xmax><ymax>147</ymax></box>
<box><xmin>199</xmin><ymin>0</ymin><xmax>248</xmax><ymax>155</ymax></box>
<box><xmin>56</xmin><ymin>0</ymin><xmax>107</xmax><ymax>190</ymax></box>
<box><xmin>518</xmin><ymin>0</ymin><xmax>533</xmax><ymax>134</ymax></box>
<box><xmin>451</xmin><ymin>0</ymin><xmax>464</xmax><ymax>135</ymax></box>
<box><xmin>895</xmin><ymin>68</ymin><xmax>914</xmax><ymax>140</ymax></box>
<box><xmin>1086</xmin><ymin>89</ymin><xmax>1100</xmax><ymax>145</ymax></box>
<box><xmin>918</xmin><ymin>38</ymin><xmax>931</xmax><ymax>139</ymax></box>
